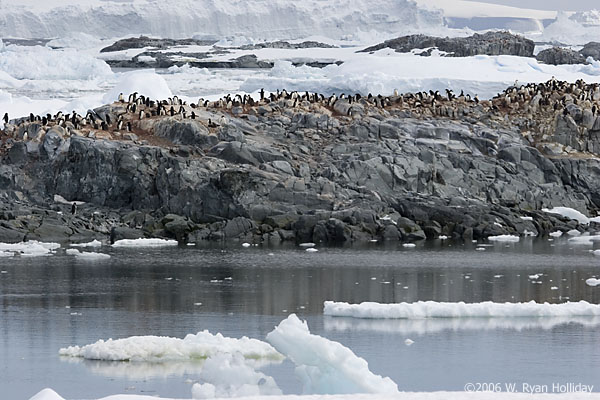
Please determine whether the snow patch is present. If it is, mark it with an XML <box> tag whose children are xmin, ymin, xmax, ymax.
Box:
<box><xmin>324</xmin><ymin>300</ymin><xmax>600</xmax><ymax>319</ymax></box>
<box><xmin>542</xmin><ymin>207</ymin><xmax>590</xmax><ymax>225</ymax></box>
<box><xmin>266</xmin><ymin>314</ymin><xmax>398</xmax><ymax>395</ymax></box>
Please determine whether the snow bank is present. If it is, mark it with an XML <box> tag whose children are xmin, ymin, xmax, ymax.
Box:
<box><xmin>0</xmin><ymin>44</ymin><xmax>112</xmax><ymax>81</ymax></box>
<box><xmin>111</xmin><ymin>238</ymin><xmax>178</xmax><ymax>248</ymax></box>
<box><xmin>539</xmin><ymin>11</ymin><xmax>600</xmax><ymax>45</ymax></box>
<box><xmin>0</xmin><ymin>241</ymin><xmax>60</xmax><ymax>257</ymax></box>
<box><xmin>102</xmin><ymin>70</ymin><xmax>173</xmax><ymax>103</ymax></box>
<box><xmin>29</xmin><ymin>389</ymin><xmax>65</xmax><ymax>400</ymax></box>
<box><xmin>59</xmin><ymin>331</ymin><xmax>282</xmax><ymax>362</ymax></box>
<box><xmin>191</xmin><ymin>353</ymin><xmax>282</xmax><ymax>399</ymax></box>
<box><xmin>487</xmin><ymin>235</ymin><xmax>520</xmax><ymax>242</ymax></box>
<box><xmin>266</xmin><ymin>314</ymin><xmax>398</xmax><ymax>395</ymax></box>
<box><xmin>323</xmin><ymin>301</ymin><xmax>600</xmax><ymax>319</ymax></box>
<box><xmin>542</xmin><ymin>207</ymin><xmax>590</xmax><ymax>225</ymax></box>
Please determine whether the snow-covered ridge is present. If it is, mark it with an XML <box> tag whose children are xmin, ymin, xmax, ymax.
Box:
<box><xmin>324</xmin><ymin>301</ymin><xmax>600</xmax><ymax>319</ymax></box>
<box><xmin>59</xmin><ymin>331</ymin><xmax>283</xmax><ymax>361</ymax></box>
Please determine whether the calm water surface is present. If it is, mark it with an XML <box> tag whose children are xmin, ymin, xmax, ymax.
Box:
<box><xmin>1</xmin><ymin>239</ymin><xmax>600</xmax><ymax>399</ymax></box>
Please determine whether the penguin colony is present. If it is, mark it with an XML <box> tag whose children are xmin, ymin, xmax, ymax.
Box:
<box><xmin>1</xmin><ymin>78</ymin><xmax>598</xmax><ymax>150</ymax></box>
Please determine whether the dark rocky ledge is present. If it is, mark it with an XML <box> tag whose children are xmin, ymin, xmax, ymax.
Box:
<box><xmin>361</xmin><ymin>31</ymin><xmax>535</xmax><ymax>58</ymax></box>
<box><xmin>2</xmin><ymin>80</ymin><xmax>600</xmax><ymax>245</ymax></box>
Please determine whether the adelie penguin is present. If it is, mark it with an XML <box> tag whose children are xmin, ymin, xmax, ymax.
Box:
<box><xmin>71</xmin><ymin>202</ymin><xmax>77</xmax><ymax>215</ymax></box>
<box><xmin>2</xmin><ymin>113</ymin><xmax>8</xmax><ymax>124</ymax></box>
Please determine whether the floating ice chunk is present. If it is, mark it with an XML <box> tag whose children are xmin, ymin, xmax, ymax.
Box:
<box><xmin>66</xmin><ymin>249</ymin><xmax>80</xmax><ymax>256</ymax></box>
<box><xmin>549</xmin><ymin>231</ymin><xmax>563</xmax><ymax>237</ymax></box>
<box><xmin>323</xmin><ymin>300</ymin><xmax>600</xmax><ymax>319</ymax></box>
<box><xmin>542</xmin><ymin>207</ymin><xmax>590</xmax><ymax>225</ymax></box>
<box><xmin>475</xmin><ymin>247</ymin><xmax>486</xmax><ymax>251</ymax></box>
<box><xmin>299</xmin><ymin>242</ymin><xmax>316</xmax><ymax>247</ymax></box>
<box><xmin>567</xmin><ymin>235</ymin><xmax>600</xmax><ymax>245</ymax></box>
<box><xmin>551</xmin><ymin>287</ymin><xmax>559</xmax><ymax>290</ymax></box>
<box><xmin>402</xmin><ymin>243</ymin><xmax>416</xmax><ymax>248</ymax></box>
<box><xmin>438</xmin><ymin>235</ymin><xmax>448</xmax><ymax>240</ymax></box>
<box><xmin>404</xmin><ymin>339</ymin><xmax>414</xmax><ymax>346</ymax></box>
<box><xmin>306</xmin><ymin>248</ymin><xmax>319</xmax><ymax>252</ymax></box>
<box><xmin>242</xmin><ymin>243</ymin><xmax>251</xmax><ymax>248</ymax></box>
<box><xmin>191</xmin><ymin>353</ymin><xmax>282</xmax><ymax>399</ymax></box>
<box><xmin>567</xmin><ymin>229</ymin><xmax>582</xmax><ymax>236</ymax></box>
<box><xmin>266</xmin><ymin>314</ymin><xmax>398</xmax><ymax>394</ymax></box>
<box><xmin>28</xmin><ymin>388</ymin><xmax>65</xmax><ymax>400</ymax></box>
<box><xmin>586</xmin><ymin>278</ymin><xmax>600</xmax><ymax>287</ymax></box>
<box><xmin>528</xmin><ymin>274</ymin><xmax>541</xmax><ymax>280</ymax></box>
<box><xmin>59</xmin><ymin>331</ymin><xmax>282</xmax><ymax>362</ymax></box>
<box><xmin>76</xmin><ymin>252</ymin><xmax>111</xmax><ymax>260</ymax></box>
<box><xmin>487</xmin><ymin>235</ymin><xmax>520</xmax><ymax>242</ymax></box>
<box><xmin>71</xmin><ymin>240</ymin><xmax>102</xmax><ymax>248</ymax></box>
<box><xmin>102</xmin><ymin>70</ymin><xmax>173</xmax><ymax>104</ymax></box>
<box><xmin>520</xmin><ymin>216</ymin><xmax>533</xmax><ymax>221</ymax></box>
<box><xmin>112</xmin><ymin>238</ymin><xmax>178</xmax><ymax>248</ymax></box>
<box><xmin>0</xmin><ymin>241</ymin><xmax>60</xmax><ymax>257</ymax></box>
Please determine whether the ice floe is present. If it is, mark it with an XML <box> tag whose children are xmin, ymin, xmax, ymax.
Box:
<box><xmin>71</xmin><ymin>240</ymin><xmax>102</xmax><ymax>248</ymax></box>
<box><xmin>67</xmin><ymin>249</ymin><xmax>111</xmax><ymax>260</ymax></box>
<box><xmin>59</xmin><ymin>331</ymin><xmax>282</xmax><ymax>362</ymax></box>
<box><xmin>266</xmin><ymin>314</ymin><xmax>398</xmax><ymax>395</ymax></box>
<box><xmin>487</xmin><ymin>235</ymin><xmax>520</xmax><ymax>242</ymax></box>
<box><xmin>0</xmin><ymin>241</ymin><xmax>60</xmax><ymax>257</ymax></box>
<box><xmin>111</xmin><ymin>238</ymin><xmax>179</xmax><ymax>248</ymax></box>
<box><xmin>586</xmin><ymin>278</ymin><xmax>600</xmax><ymax>287</ymax></box>
<box><xmin>323</xmin><ymin>300</ymin><xmax>600</xmax><ymax>319</ymax></box>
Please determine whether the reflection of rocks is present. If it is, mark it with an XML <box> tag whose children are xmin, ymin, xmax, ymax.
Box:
<box><xmin>3</xmin><ymin>80</ymin><xmax>600</xmax><ymax>245</ymax></box>
<box><xmin>238</xmin><ymin>40</ymin><xmax>336</xmax><ymax>50</ymax></box>
<box><xmin>536</xmin><ymin>47</ymin><xmax>588</xmax><ymax>65</ymax></box>
<box><xmin>362</xmin><ymin>31</ymin><xmax>534</xmax><ymax>57</ymax></box>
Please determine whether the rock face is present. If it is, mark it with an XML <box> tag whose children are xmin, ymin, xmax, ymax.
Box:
<box><xmin>579</xmin><ymin>42</ymin><xmax>600</xmax><ymax>61</ymax></box>
<box><xmin>2</xmin><ymin>82</ymin><xmax>600</xmax><ymax>245</ymax></box>
<box><xmin>361</xmin><ymin>31</ymin><xmax>535</xmax><ymax>58</ymax></box>
<box><xmin>536</xmin><ymin>47</ymin><xmax>588</xmax><ymax>65</ymax></box>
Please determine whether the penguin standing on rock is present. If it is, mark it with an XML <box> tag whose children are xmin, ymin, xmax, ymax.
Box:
<box><xmin>2</xmin><ymin>113</ymin><xmax>8</xmax><ymax>125</ymax></box>
<box><xmin>71</xmin><ymin>203</ymin><xmax>77</xmax><ymax>215</ymax></box>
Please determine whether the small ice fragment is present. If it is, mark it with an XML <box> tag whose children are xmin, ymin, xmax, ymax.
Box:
<box><xmin>567</xmin><ymin>229</ymin><xmax>581</xmax><ymax>236</ymax></box>
<box><xmin>371</xmin><ymin>277</ymin><xmax>377</xmax><ymax>280</ymax></box>
<box><xmin>529</xmin><ymin>274</ymin><xmax>541</xmax><ymax>279</ymax></box>
<box><xmin>299</xmin><ymin>242</ymin><xmax>315</xmax><ymax>248</ymax></box>
<box><xmin>475</xmin><ymin>247</ymin><xmax>486</xmax><ymax>251</ymax></box>
<box><xmin>242</xmin><ymin>243</ymin><xmax>251</xmax><ymax>248</ymax></box>
<box><xmin>586</xmin><ymin>278</ymin><xmax>600</xmax><ymax>287</ymax></box>
<box><xmin>224</xmin><ymin>277</ymin><xmax>233</xmax><ymax>280</ymax></box>
<box><xmin>403</xmin><ymin>243</ymin><xmax>416</xmax><ymax>248</ymax></box>
<box><xmin>194</xmin><ymin>302</ymin><xmax>203</xmax><ymax>306</ymax></box>
<box><xmin>494</xmin><ymin>275</ymin><xmax>503</xmax><ymax>278</ymax></box>
<box><xmin>549</xmin><ymin>231</ymin><xmax>563</xmax><ymax>237</ymax></box>
<box><xmin>305</xmin><ymin>248</ymin><xmax>318</xmax><ymax>252</ymax></box>
<box><xmin>551</xmin><ymin>287</ymin><xmax>559</xmax><ymax>290</ymax></box>
<box><xmin>404</xmin><ymin>339</ymin><xmax>414</xmax><ymax>346</ymax></box>
<box><xmin>438</xmin><ymin>235</ymin><xmax>448</xmax><ymax>240</ymax></box>
<box><xmin>488</xmin><ymin>235</ymin><xmax>520</xmax><ymax>242</ymax></box>
<box><xmin>520</xmin><ymin>216</ymin><xmax>533</xmax><ymax>221</ymax></box>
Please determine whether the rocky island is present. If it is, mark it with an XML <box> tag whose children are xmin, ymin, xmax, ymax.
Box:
<box><xmin>1</xmin><ymin>79</ymin><xmax>600</xmax><ymax>245</ymax></box>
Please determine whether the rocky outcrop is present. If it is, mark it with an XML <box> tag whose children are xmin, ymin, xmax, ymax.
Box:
<box><xmin>100</xmin><ymin>36</ymin><xmax>217</xmax><ymax>53</ymax></box>
<box><xmin>2</xmin><ymin>82</ymin><xmax>600</xmax><ymax>245</ymax></box>
<box><xmin>536</xmin><ymin>47</ymin><xmax>588</xmax><ymax>65</ymax></box>
<box><xmin>361</xmin><ymin>31</ymin><xmax>535</xmax><ymax>58</ymax></box>
<box><xmin>579</xmin><ymin>42</ymin><xmax>600</xmax><ymax>61</ymax></box>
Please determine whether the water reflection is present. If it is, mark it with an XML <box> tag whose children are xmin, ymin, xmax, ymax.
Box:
<box><xmin>324</xmin><ymin>316</ymin><xmax>600</xmax><ymax>335</ymax></box>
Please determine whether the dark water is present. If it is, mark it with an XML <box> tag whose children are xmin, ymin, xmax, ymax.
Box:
<box><xmin>2</xmin><ymin>238</ymin><xmax>600</xmax><ymax>399</ymax></box>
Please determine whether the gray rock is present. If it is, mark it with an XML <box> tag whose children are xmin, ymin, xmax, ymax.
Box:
<box><xmin>110</xmin><ymin>227</ymin><xmax>144</xmax><ymax>243</ymax></box>
<box><xmin>154</xmin><ymin>118</ymin><xmax>217</xmax><ymax>148</ymax></box>
<box><xmin>536</xmin><ymin>47</ymin><xmax>587</xmax><ymax>65</ymax></box>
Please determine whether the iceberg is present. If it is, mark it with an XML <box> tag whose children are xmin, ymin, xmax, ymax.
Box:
<box><xmin>323</xmin><ymin>300</ymin><xmax>600</xmax><ymax>319</ymax></box>
<box><xmin>266</xmin><ymin>314</ymin><xmax>398</xmax><ymax>395</ymax></box>
<box><xmin>59</xmin><ymin>331</ymin><xmax>282</xmax><ymax>362</ymax></box>
<box><xmin>0</xmin><ymin>241</ymin><xmax>60</xmax><ymax>257</ymax></box>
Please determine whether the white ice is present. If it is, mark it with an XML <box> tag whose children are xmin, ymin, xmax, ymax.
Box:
<box><xmin>586</xmin><ymin>278</ymin><xmax>600</xmax><ymax>287</ymax></box>
<box><xmin>191</xmin><ymin>353</ymin><xmax>282</xmax><ymax>399</ymax></box>
<box><xmin>487</xmin><ymin>235</ymin><xmax>520</xmax><ymax>242</ymax></box>
<box><xmin>323</xmin><ymin>300</ymin><xmax>600</xmax><ymax>319</ymax></box>
<box><xmin>67</xmin><ymin>249</ymin><xmax>111</xmax><ymax>260</ymax></box>
<box><xmin>71</xmin><ymin>240</ymin><xmax>103</xmax><ymax>248</ymax></box>
<box><xmin>59</xmin><ymin>331</ymin><xmax>282</xmax><ymax>362</ymax></box>
<box><xmin>266</xmin><ymin>314</ymin><xmax>398</xmax><ymax>395</ymax></box>
<box><xmin>0</xmin><ymin>241</ymin><xmax>60</xmax><ymax>257</ymax></box>
<box><xmin>27</xmin><ymin>390</ymin><xmax>600</xmax><ymax>400</ymax></box>
<box><xmin>102</xmin><ymin>70</ymin><xmax>173</xmax><ymax>104</ymax></box>
<box><xmin>111</xmin><ymin>238</ymin><xmax>179</xmax><ymax>248</ymax></box>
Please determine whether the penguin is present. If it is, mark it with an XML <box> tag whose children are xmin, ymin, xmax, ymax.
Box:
<box><xmin>3</xmin><ymin>113</ymin><xmax>8</xmax><ymax>124</ymax></box>
<box><xmin>139</xmin><ymin>110</ymin><xmax>145</xmax><ymax>120</ymax></box>
<box><xmin>118</xmin><ymin>93</ymin><xmax>124</xmax><ymax>103</ymax></box>
<box><xmin>126</xmin><ymin>122</ymin><xmax>132</xmax><ymax>132</ymax></box>
<box><xmin>101</xmin><ymin>121</ymin><xmax>108</xmax><ymax>130</ymax></box>
<box><xmin>29</xmin><ymin>113</ymin><xmax>35</xmax><ymax>123</ymax></box>
<box><xmin>71</xmin><ymin>202</ymin><xmax>77</xmax><ymax>215</ymax></box>
<box><xmin>191</xmin><ymin>111</ymin><xmax>196</xmax><ymax>120</ymax></box>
